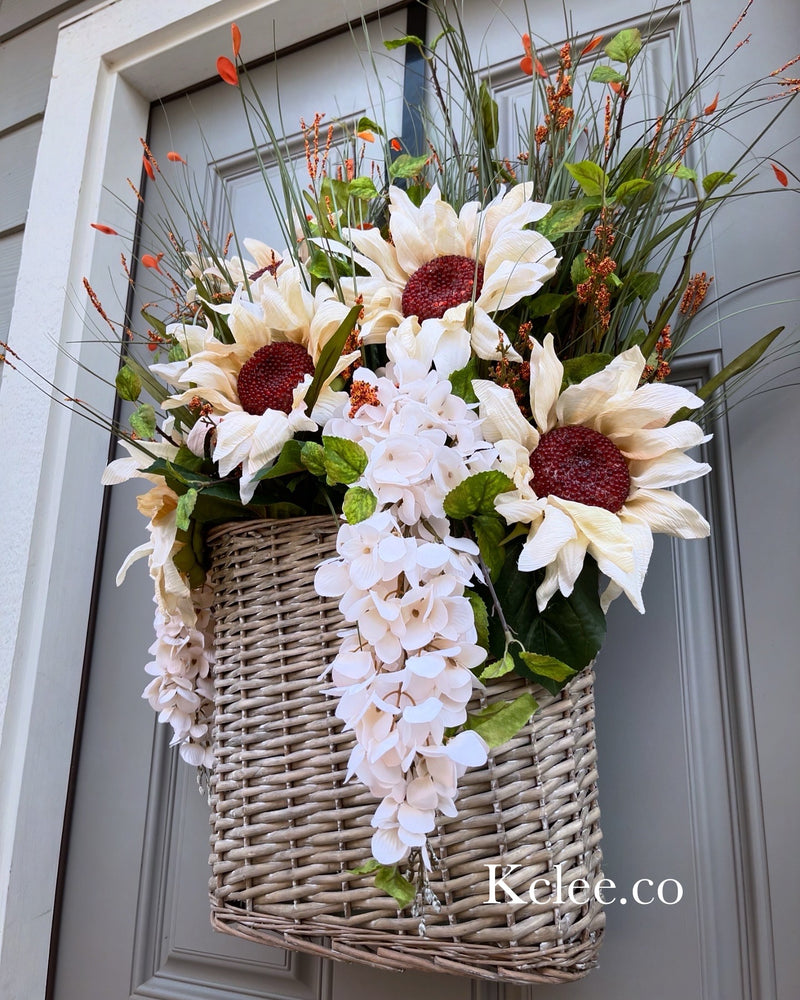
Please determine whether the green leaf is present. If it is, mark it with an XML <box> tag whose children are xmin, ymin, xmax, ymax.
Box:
<box><xmin>526</xmin><ymin>291</ymin><xmax>569</xmax><ymax>319</ymax></box>
<box><xmin>129</xmin><ymin>402</ymin><xmax>156</xmax><ymax>439</ymax></box>
<box><xmin>613</xmin><ymin>178</ymin><xmax>653</xmax><ymax>203</ymax></box>
<box><xmin>466</xmin><ymin>590</ymin><xmax>490</xmax><ymax>651</ymax></box>
<box><xmin>443</xmin><ymin>471</ymin><xmax>514</xmax><ymax>519</ymax></box>
<box><xmin>348</xmin><ymin>858</ymin><xmax>381</xmax><ymax>876</ymax></box>
<box><xmin>570</xmin><ymin>252</ymin><xmax>589</xmax><ymax>287</ymax></box>
<box><xmin>589</xmin><ymin>64</ymin><xmax>626</xmax><ymax>84</ymax></box>
<box><xmin>536</xmin><ymin>198</ymin><xmax>596</xmax><ymax>240</ymax></box>
<box><xmin>702</xmin><ymin>170</ymin><xmax>736</xmax><ymax>195</ymax></box>
<box><xmin>255</xmin><ymin>439</ymin><xmax>307</xmax><ymax>480</ymax></box>
<box><xmin>472</xmin><ymin>514</ymin><xmax>507</xmax><ymax>581</ymax></box>
<box><xmin>517</xmin><ymin>652</ymin><xmax>577</xmax><ymax>687</ymax></box>
<box><xmin>176</xmin><ymin>488</ymin><xmax>198</xmax><ymax>532</ymax></box>
<box><xmin>627</xmin><ymin>271</ymin><xmax>661</xmax><ymax>302</ymax></box>
<box><xmin>561</xmin><ymin>353</ymin><xmax>613</xmax><ymax>388</ymax></box>
<box><xmin>300</xmin><ymin>441</ymin><xmax>326</xmax><ymax>477</ymax></box>
<box><xmin>667</xmin><ymin>163</ymin><xmax>698</xmax><ymax>182</ymax></box>
<box><xmin>488</xmin><ymin>550</ymin><xmax>606</xmax><ymax>681</ymax></box>
<box><xmin>304</xmin><ymin>303</ymin><xmax>361</xmax><ymax>415</ymax></box>
<box><xmin>447</xmin><ymin>357</ymin><xmax>479</xmax><ymax>403</ymax></box>
<box><xmin>384</xmin><ymin>34</ymin><xmax>425</xmax><ymax>51</ymax></box>
<box><xmin>464</xmin><ymin>693</ymin><xmax>539</xmax><ymax>749</ymax></box>
<box><xmin>478</xmin><ymin>80</ymin><xmax>499</xmax><ymax>149</ymax></box>
<box><xmin>115</xmin><ymin>364</ymin><xmax>141</xmax><ymax>402</ymax></box>
<box><xmin>173</xmin><ymin>444</ymin><xmax>204</xmax><ymax>472</ymax></box>
<box><xmin>389</xmin><ymin>153</ymin><xmax>429</xmax><ymax>179</ymax></box>
<box><xmin>348</xmin><ymin>176</ymin><xmax>379</xmax><ymax>201</ymax></box>
<box><xmin>356</xmin><ymin>116</ymin><xmax>384</xmax><ymax>137</ymax></box>
<box><xmin>693</xmin><ymin>325</ymin><xmax>784</xmax><ymax>404</ymax></box>
<box><xmin>604</xmin><ymin>27</ymin><xmax>642</xmax><ymax>63</ymax></box>
<box><xmin>374</xmin><ymin>865</ymin><xmax>415</xmax><ymax>909</ymax></box>
<box><xmin>343</xmin><ymin>486</ymin><xmax>377</xmax><ymax>524</ymax></box>
<box><xmin>168</xmin><ymin>343</ymin><xmax>187</xmax><ymax>363</ymax></box>
<box><xmin>564</xmin><ymin>161</ymin><xmax>608</xmax><ymax>197</ymax></box>
<box><xmin>479</xmin><ymin>652</ymin><xmax>516</xmax><ymax>680</ymax></box>
<box><xmin>322</xmin><ymin>436</ymin><xmax>368</xmax><ymax>485</ymax></box>
<box><xmin>141</xmin><ymin>308</ymin><xmax>167</xmax><ymax>338</ymax></box>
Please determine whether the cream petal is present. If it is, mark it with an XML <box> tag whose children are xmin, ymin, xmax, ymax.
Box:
<box><xmin>495</xmin><ymin>491</ymin><xmax>546</xmax><ymax>526</ymax></box>
<box><xmin>388</xmin><ymin>185</ymin><xmax>439</xmax><ymax>274</ymax></box>
<box><xmin>529</xmin><ymin>334</ymin><xmax>564</xmax><ymax>433</ymax></box>
<box><xmin>550</xmin><ymin>497</ymin><xmax>635</xmax><ymax>574</ymax></box>
<box><xmin>611</xmin><ymin>420</ymin><xmax>711</xmax><ymax>459</ymax></box>
<box><xmin>115</xmin><ymin>541</ymin><xmax>153</xmax><ymax>586</ymax></box>
<box><xmin>517</xmin><ymin>504</ymin><xmax>577</xmax><ymax>572</ymax></box>
<box><xmin>345</xmin><ymin>227</ymin><xmax>408</xmax><ymax>286</ymax></box>
<box><xmin>481</xmin><ymin>231</ymin><xmax>558</xmax><ymax>307</ymax></box>
<box><xmin>624</xmin><ymin>488</ymin><xmax>710</xmax><ymax>538</ymax></box>
<box><xmin>212</xmin><ymin>410</ymin><xmax>261</xmax><ymax>476</ymax></box>
<box><xmin>556</xmin><ymin>348</ymin><xmax>646</xmax><ymax>425</ymax></box>
<box><xmin>629</xmin><ymin>449</ymin><xmax>711</xmax><ymax>489</ymax></box>
<box><xmin>473</xmin><ymin>380</ymin><xmax>539</xmax><ymax>450</ymax></box>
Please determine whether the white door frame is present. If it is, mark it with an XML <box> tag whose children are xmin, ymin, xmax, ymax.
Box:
<box><xmin>0</xmin><ymin>2</ymin><xmax>398</xmax><ymax>997</ymax></box>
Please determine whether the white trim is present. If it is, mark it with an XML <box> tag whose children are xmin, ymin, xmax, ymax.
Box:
<box><xmin>0</xmin><ymin>1</ymin><xmax>390</xmax><ymax>996</ymax></box>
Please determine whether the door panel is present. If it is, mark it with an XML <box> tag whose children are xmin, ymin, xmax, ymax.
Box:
<box><xmin>53</xmin><ymin>1</ymin><xmax>797</xmax><ymax>998</ymax></box>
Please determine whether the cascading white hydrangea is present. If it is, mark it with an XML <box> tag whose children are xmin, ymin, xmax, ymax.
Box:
<box><xmin>142</xmin><ymin>585</ymin><xmax>216</xmax><ymax>768</ymax></box>
<box><xmin>315</xmin><ymin>331</ymin><xmax>497</xmax><ymax>866</ymax></box>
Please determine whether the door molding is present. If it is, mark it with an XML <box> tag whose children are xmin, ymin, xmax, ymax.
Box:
<box><xmin>0</xmin><ymin>3</ymin><xmax>409</xmax><ymax>999</ymax></box>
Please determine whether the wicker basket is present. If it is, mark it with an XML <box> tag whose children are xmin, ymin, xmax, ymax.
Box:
<box><xmin>207</xmin><ymin>517</ymin><xmax>605</xmax><ymax>984</ymax></box>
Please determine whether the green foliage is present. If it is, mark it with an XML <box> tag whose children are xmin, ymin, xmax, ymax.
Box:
<box><xmin>320</xmin><ymin>436</ymin><xmax>368</xmax><ymax>485</ymax></box>
<box><xmin>129</xmin><ymin>403</ymin><xmax>156</xmax><ymax>440</ymax></box>
<box><xmin>471</xmin><ymin>514</ymin><xmax>507</xmax><ymax>581</ymax></box>
<box><xmin>115</xmin><ymin>364</ymin><xmax>141</xmax><ymax>402</ymax></box>
<box><xmin>466</xmin><ymin>590</ymin><xmax>490</xmax><ymax>651</ymax></box>
<box><xmin>564</xmin><ymin>161</ymin><xmax>608</xmax><ymax>198</ymax></box>
<box><xmin>443</xmin><ymin>471</ymin><xmax>514</xmax><ymax>519</ymax></box>
<box><xmin>389</xmin><ymin>153</ymin><xmax>430</xmax><ymax>179</ymax></box>
<box><xmin>304</xmin><ymin>304</ymin><xmax>361</xmax><ymax>414</ymax></box>
<box><xmin>349</xmin><ymin>859</ymin><xmax>415</xmax><ymax>909</ymax></box>
<box><xmin>478</xmin><ymin>652</ymin><xmax>516</xmax><ymax>681</ymax></box>
<box><xmin>561</xmin><ymin>354</ymin><xmax>613</xmax><ymax>388</ymax></box>
<box><xmin>605</xmin><ymin>27</ymin><xmax>642</xmax><ymax>63</ymax></box>
<box><xmin>589</xmin><ymin>65</ymin><xmax>626</xmax><ymax>84</ymax></box>
<box><xmin>464</xmin><ymin>693</ymin><xmax>539</xmax><ymax>748</ymax></box>
<box><xmin>343</xmin><ymin>486</ymin><xmax>377</xmax><ymax>523</ymax></box>
<box><xmin>702</xmin><ymin>171</ymin><xmax>736</xmax><ymax>195</ymax></box>
<box><xmin>478</xmin><ymin>81</ymin><xmax>499</xmax><ymax>149</ymax></box>
<box><xmin>176</xmin><ymin>488</ymin><xmax>198</xmax><ymax>532</ymax></box>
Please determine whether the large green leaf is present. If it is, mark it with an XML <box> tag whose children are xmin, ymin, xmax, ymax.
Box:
<box><xmin>115</xmin><ymin>364</ymin><xmax>141</xmax><ymax>402</ymax></box>
<box><xmin>605</xmin><ymin>27</ymin><xmax>642</xmax><ymax>63</ymax></box>
<box><xmin>343</xmin><ymin>486</ymin><xmax>377</xmax><ymax>524</ymax></box>
<box><xmin>374</xmin><ymin>865</ymin><xmax>415</xmax><ymax>909</ymax></box>
<box><xmin>443</xmin><ymin>471</ymin><xmax>514</xmax><ymax>519</ymax></box>
<box><xmin>564</xmin><ymin>161</ymin><xmax>608</xmax><ymax>198</ymax></box>
<box><xmin>321</xmin><ymin>436</ymin><xmax>368</xmax><ymax>485</ymax></box>
<box><xmin>464</xmin><ymin>693</ymin><xmax>539</xmax><ymax>748</ymax></box>
<box><xmin>488</xmin><ymin>546</ymin><xmax>606</xmax><ymax>687</ymax></box>
<box><xmin>472</xmin><ymin>514</ymin><xmax>507</xmax><ymax>581</ymax></box>
<box><xmin>304</xmin><ymin>304</ymin><xmax>361</xmax><ymax>415</ymax></box>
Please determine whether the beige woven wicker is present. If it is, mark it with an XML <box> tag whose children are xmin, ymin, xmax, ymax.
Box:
<box><xmin>207</xmin><ymin>517</ymin><xmax>605</xmax><ymax>984</ymax></box>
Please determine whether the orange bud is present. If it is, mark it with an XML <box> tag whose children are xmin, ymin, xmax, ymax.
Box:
<box><xmin>141</xmin><ymin>252</ymin><xmax>164</xmax><ymax>274</ymax></box>
<box><xmin>771</xmin><ymin>163</ymin><xmax>789</xmax><ymax>186</ymax></box>
<box><xmin>217</xmin><ymin>55</ymin><xmax>238</xmax><ymax>86</ymax></box>
<box><xmin>580</xmin><ymin>35</ymin><xmax>603</xmax><ymax>56</ymax></box>
<box><xmin>142</xmin><ymin>156</ymin><xmax>155</xmax><ymax>180</ymax></box>
<box><xmin>90</xmin><ymin>223</ymin><xmax>119</xmax><ymax>235</ymax></box>
<box><xmin>535</xmin><ymin>58</ymin><xmax>548</xmax><ymax>78</ymax></box>
<box><xmin>610</xmin><ymin>81</ymin><xmax>624</xmax><ymax>94</ymax></box>
<box><xmin>390</xmin><ymin>138</ymin><xmax>402</xmax><ymax>152</ymax></box>
<box><xmin>231</xmin><ymin>22</ymin><xmax>241</xmax><ymax>58</ymax></box>
<box><xmin>703</xmin><ymin>92</ymin><xmax>719</xmax><ymax>115</ymax></box>
<box><xmin>520</xmin><ymin>54</ymin><xmax>533</xmax><ymax>76</ymax></box>
<box><xmin>166</xmin><ymin>150</ymin><xmax>186</xmax><ymax>164</ymax></box>
<box><xmin>357</xmin><ymin>129</ymin><xmax>375</xmax><ymax>142</ymax></box>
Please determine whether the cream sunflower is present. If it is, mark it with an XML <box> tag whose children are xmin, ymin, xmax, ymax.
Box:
<box><xmin>473</xmin><ymin>334</ymin><xmax>711</xmax><ymax>612</ymax></box>
<box><xmin>153</xmin><ymin>265</ymin><xmax>358</xmax><ymax>502</ymax></box>
<box><xmin>333</xmin><ymin>183</ymin><xmax>559</xmax><ymax>375</ymax></box>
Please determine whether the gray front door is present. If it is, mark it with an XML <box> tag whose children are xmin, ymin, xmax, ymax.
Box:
<box><xmin>52</xmin><ymin>1</ymin><xmax>798</xmax><ymax>998</ymax></box>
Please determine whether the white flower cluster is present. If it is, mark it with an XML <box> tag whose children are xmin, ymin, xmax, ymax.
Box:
<box><xmin>315</xmin><ymin>334</ymin><xmax>496</xmax><ymax>865</ymax></box>
<box><xmin>142</xmin><ymin>585</ymin><xmax>216</xmax><ymax>769</ymax></box>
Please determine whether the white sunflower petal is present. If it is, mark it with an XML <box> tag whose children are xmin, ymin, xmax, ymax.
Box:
<box><xmin>629</xmin><ymin>450</ymin><xmax>711</xmax><ymax>489</ymax></box>
<box><xmin>611</xmin><ymin>421</ymin><xmax>711</xmax><ymax>459</ymax></box>
<box><xmin>529</xmin><ymin>333</ymin><xmax>564</xmax><ymax>433</ymax></box>
<box><xmin>517</xmin><ymin>504</ymin><xmax>578</xmax><ymax>571</ymax></box>
<box><xmin>556</xmin><ymin>347</ymin><xmax>646</xmax><ymax>425</ymax></box>
<box><xmin>473</xmin><ymin>380</ymin><xmax>539</xmax><ymax>450</ymax></box>
<box><xmin>551</xmin><ymin>497</ymin><xmax>635</xmax><ymax>574</ymax></box>
<box><xmin>624</xmin><ymin>488</ymin><xmax>710</xmax><ymax>538</ymax></box>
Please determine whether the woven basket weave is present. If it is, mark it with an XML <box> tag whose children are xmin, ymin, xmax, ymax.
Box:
<box><xmin>207</xmin><ymin>517</ymin><xmax>605</xmax><ymax>984</ymax></box>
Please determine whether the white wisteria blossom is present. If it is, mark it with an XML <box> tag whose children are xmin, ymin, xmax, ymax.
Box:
<box><xmin>473</xmin><ymin>333</ymin><xmax>711</xmax><ymax>612</ymax></box>
<box><xmin>315</xmin><ymin>335</ymin><xmax>497</xmax><ymax>865</ymax></box>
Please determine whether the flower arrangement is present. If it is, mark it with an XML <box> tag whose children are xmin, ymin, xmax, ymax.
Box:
<box><xmin>8</xmin><ymin>0</ymin><xmax>795</xmax><ymax>894</ymax></box>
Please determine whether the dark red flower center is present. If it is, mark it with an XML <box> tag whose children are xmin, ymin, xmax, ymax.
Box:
<box><xmin>401</xmin><ymin>254</ymin><xmax>485</xmax><ymax>321</ymax></box>
<box><xmin>529</xmin><ymin>425</ymin><xmax>631</xmax><ymax>512</ymax></box>
<box><xmin>236</xmin><ymin>342</ymin><xmax>315</xmax><ymax>416</ymax></box>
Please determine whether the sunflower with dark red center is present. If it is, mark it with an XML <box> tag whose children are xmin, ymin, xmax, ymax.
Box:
<box><xmin>155</xmin><ymin>267</ymin><xmax>359</xmax><ymax>504</ymax></box>
<box><xmin>473</xmin><ymin>334</ymin><xmax>711</xmax><ymax>613</ymax></box>
<box><xmin>331</xmin><ymin>182</ymin><xmax>559</xmax><ymax>375</ymax></box>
